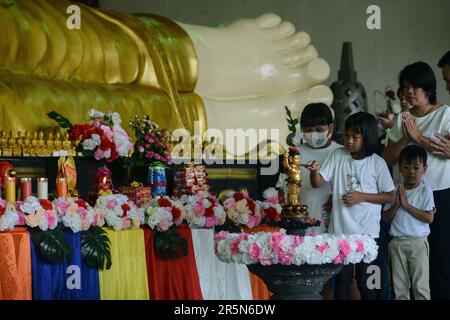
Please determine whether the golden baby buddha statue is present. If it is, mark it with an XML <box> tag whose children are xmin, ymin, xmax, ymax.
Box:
<box><xmin>280</xmin><ymin>146</ymin><xmax>309</xmax><ymax>219</ymax></box>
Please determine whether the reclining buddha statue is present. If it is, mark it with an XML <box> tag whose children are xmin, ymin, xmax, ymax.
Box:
<box><xmin>0</xmin><ymin>0</ymin><xmax>332</xmax><ymax>156</ymax></box>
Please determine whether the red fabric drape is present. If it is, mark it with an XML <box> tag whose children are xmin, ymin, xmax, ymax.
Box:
<box><xmin>142</xmin><ymin>224</ymin><xmax>203</xmax><ymax>300</ymax></box>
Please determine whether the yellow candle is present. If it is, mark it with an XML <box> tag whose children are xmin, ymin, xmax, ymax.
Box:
<box><xmin>5</xmin><ymin>177</ymin><xmax>16</xmax><ymax>204</ymax></box>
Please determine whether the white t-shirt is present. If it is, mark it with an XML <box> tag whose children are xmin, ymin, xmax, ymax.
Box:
<box><xmin>320</xmin><ymin>147</ymin><xmax>395</xmax><ymax>238</ymax></box>
<box><xmin>276</xmin><ymin>141</ymin><xmax>342</xmax><ymax>233</ymax></box>
<box><xmin>384</xmin><ymin>183</ymin><xmax>435</xmax><ymax>238</ymax></box>
<box><xmin>388</xmin><ymin>105</ymin><xmax>450</xmax><ymax>190</ymax></box>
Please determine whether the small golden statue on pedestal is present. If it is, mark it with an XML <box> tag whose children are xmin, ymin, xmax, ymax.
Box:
<box><xmin>0</xmin><ymin>130</ymin><xmax>11</xmax><ymax>156</ymax></box>
<box><xmin>22</xmin><ymin>131</ymin><xmax>32</xmax><ymax>156</ymax></box>
<box><xmin>281</xmin><ymin>146</ymin><xmax>309</xmax><ymax>219</ymax></box>
<box><xmin>31</xmin><ymin>131</ymin><xmax>40</xmax><ymax>156</ymax></box>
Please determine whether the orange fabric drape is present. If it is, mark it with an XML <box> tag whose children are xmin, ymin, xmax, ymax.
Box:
<box><xmin>0</xmin><ymin>227</ymin><xmax>32</xmax><ymax>300</ymax></box>
<box><xmin>142</xmin><ymin>224</ymin><xmax>203</xmax><ymax>300</ymax></box>
<box><xmin>243</xmin><ymin>224</ymin><xmax>280</xmax><ymax>300</ymax></box>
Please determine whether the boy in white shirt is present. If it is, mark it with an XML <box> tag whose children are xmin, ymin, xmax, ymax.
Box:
<box><xmin>276</xmin><ymin>103</ymin><xmax>342</xmax><ymax>233</ymax></box>
<box><xmin>383</xmin><ymin>145</ymin><xmax>435</xmax><ymax>300</ymax></box>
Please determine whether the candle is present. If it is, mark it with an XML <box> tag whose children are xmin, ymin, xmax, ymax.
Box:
<box><xmin>5</xmin><ymin>177</ymin><xmax>16</xmax><ymax>204</ymax></box>
<box><xmin>56</xmin><ymin>177</ymin><xmax>68</xmax><ymax>199</ymax></box>
<box><xmin>98</xmin><ymin>176</ymin><xmax>112</xmax><ymax>196</ymax></box>
<box><xmin>37</xmin><ymin>178</ymin><xmax>48</xmax><ymax>200</ymax></box>
<box><xmin>20</xmin><ymin>178</ymin><xmax>32</xmax><ymax>201</ymax></box>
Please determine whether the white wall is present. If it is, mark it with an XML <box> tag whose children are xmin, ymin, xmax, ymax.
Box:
<box><xmin>100</xmin><ymin>0</ymin><xmax>450</xmax><ymax>110</ymax></box>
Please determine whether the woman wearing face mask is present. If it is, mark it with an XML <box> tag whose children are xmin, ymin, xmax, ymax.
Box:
<box><xmin>276</xmin><ymin>103</ymin><xmax>342</xmax><ymax>234</ymax></box>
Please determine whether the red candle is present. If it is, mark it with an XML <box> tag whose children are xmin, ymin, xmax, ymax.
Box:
<box><xmin>20</xmin><ymin>178</ymin><xmax>32</xmax><ymax>201</ymax></box>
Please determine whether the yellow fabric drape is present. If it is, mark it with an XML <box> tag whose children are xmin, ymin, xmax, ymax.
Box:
<box><xmin>98</xmin><ymin>227</ymin><xmax>149</xmax><ymax>300</ymax></box>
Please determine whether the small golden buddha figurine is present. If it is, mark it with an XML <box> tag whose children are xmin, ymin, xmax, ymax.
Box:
<box><xmin>22</xmin><ymin>131</ymin><xmax>32</xmax><ymax>156</ymax></box>
<box><xmin>0</xmin><ymin>130</ymin><xmax>10</xmax><ymax>156</ymax></box>
<box><xmin>282</xmin><ymin>150</ymin><xmax>301</xmax><ymax>207</ymax></box>
<box><xmin>54</xmin><ymin>131</ymin><xmax>63</xmax><ymax>155</ymax></box>
<box><xmin>14</xmin><ymin>131</ymin><xmax>24</xmax><ymax>157</ymax></box>
<box><xmin>46</xmin><ymin>131</ymin><xmax>55</xmax><ymax>156</ymax></box>
<box><xmin>62</xmin><ymin>132</ymin><xmax>76</xmax><ymax>156</ymax></box>
<box><xmin>37</xmin><ymin>130</ymin><xmax>49</xmax><ymax>156</ymax></box>
<box><xmin>31</xmin><ymin>131</ymin><xmax>40</xmax><ymax>156</ymax></box>
<box><xmin>7</xmin><ymin>131</ymin><xmax>22</xmax><ymax>157</ymax></box>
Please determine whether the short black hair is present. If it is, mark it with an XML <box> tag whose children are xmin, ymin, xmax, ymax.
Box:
<box><xmin>399</xmin><ymin>61</ymin><xmax>437</xmax><ymax>104</ymax></box>
<box><xmin>397</xmin><ymin>86</ymin><xmax>404</xmax><ymax>99</ymax></box>
<box><xmin>300</xmin><ymin>103</ymin><xmax>333</xmax><ymax>127</ymax></box>
<box><xmin>344</xmin><ymin>112</ymin><xmax>378</xmax><ymax>157</ymax></box>
<box><xmin>438</xmin><ymin>51</ymin><xmax>450</xmax><ymax>68</ymax></box>
<box><xmin>399</xmin><ymin>145</ymin><xmax>427</xmax><ymax>166</ymax></box>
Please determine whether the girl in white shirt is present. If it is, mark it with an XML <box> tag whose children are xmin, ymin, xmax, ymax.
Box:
<box><xmin>306</xmin><ymin>112</ymin><xmax>395</xmax><ymax>300</ymax></box>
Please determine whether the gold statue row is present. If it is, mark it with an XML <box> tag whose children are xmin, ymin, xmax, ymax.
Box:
<box><xmin>0</xmin><ymin>129</ymin><xmax>76</xmax><ymax>157</ymax></box>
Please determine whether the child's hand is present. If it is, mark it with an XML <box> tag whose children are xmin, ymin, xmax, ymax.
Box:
<box><xmin>342</xmin><ymin>190</ymin><xmax>365</xmax><ymax>206</ymax></box>
<box><xmin>398</xmin><ymin>184</ymin><xmax>409</xmax><ymax>208</ymax></box>
<box><xmin>305</xmin><ymin>160</ymin><xmax>320</xmax><ymax>173</ymax></box>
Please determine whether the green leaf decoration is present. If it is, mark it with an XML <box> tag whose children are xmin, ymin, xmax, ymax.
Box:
<box><xmin>81</xmin><ymin>226</ymin><xmax>112</xmax><ymax>270</ymax></box>
<box><xmin>214</xmin><ymin>219</ymin><xmax>243</xmax><ymax>234</ymax></box>
<box><xmin>153</xmin><ymin>226</ymin><xmax>188</xmax><ymax>259</ymax></box>
<box><xmin>47</xmin><ymin>111</ymin><xmax>73</xmax><ymax>129</ymax></box>
<box><xmin>284</xmin><ymin>106</ymin><xmax>299</xmax><ymax>135</ymax></box>
<box><xmin>30</xmin><ymin>226</ymin><xmax>72</xmax><ymax>263</ymax></box>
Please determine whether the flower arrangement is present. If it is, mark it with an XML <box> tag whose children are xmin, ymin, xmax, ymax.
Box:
<box><xmin>288</xmin><ymin>145</ymin><xmax>300</xmax><ymax>157</ymax></box>
<box><xmin>143</xmin><ymin>197</ymin><xmax>185</xmax><ymax>232</ymax></box>
<box><xmin>142</xmin><ymin>197</ymin><xmax>188</xmax><ymax>259</ymax></box>
<box><xmin>48</xmin><ymin>109</ymin><xmax>133</xmax><ymax>162</ymax></box>
<box><xmin>222</xmin><ymin>191</ymin><xmax>263</xmax><ymax>228</ymax></box>
<box><xmin>215</xmin><ymin>230</ymin><xmax>378</xmax><ymax>266</ymax></box>
<box><xmin>95</xmin><ymin>194</ymin><xmax>142</xmax><ymax>231</ymax></box>
<box><xmin>129</xmin><ymin>115</ymin><xmax>173</xmax><ymax>167</ymax></box>
<box><xmin>54</xmin><ymin>198</ymin><xmax>105</xmax><ymax>233</ymax></box>
<box><xmin>0</xmin><ymin>199</ymin><xmax>19</xmax><ymax>232</ymax></box>
<box><xmin>180</xmin><ymin>191</ymin><xmax>226</xmax><ymax>228</ymax></box>
<box><xmin>16</xmin><ymin>196</ymin><xmax>58</xmax><ymax>231</ymax></box>
<box><xmin>257</xmin><ymin>188</ymin><xmax>282</xmax><ymax>223</ymax></box>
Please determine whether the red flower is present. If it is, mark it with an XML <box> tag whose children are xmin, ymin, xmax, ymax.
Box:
<box><xmin>205</xmin><ymin>206</ymin><xmax>214</xmax><ymax>218</ymax></box>
<box><xmin>266</xmin><ymin>207</ymin><xmax>280</xmax><ymax>221</ymax></box>
<box><xmin>0</xmin><ymin>206</ymin><xmax>5</xmax><ymax>217</ymax></box>
<box><xmin>121</xmin><ymin>203</ymin><xmax>131</xmax><ymax>216</ymax></box>
<box><xmin>69</xmin><ymin>124</ymin><xmax>90</xmax><ymax>141</ymax></box>
<box><xmin>75</xmin><ymin>199</ymin><xmax>88</xmax><ymax>209</ymax></box>
<box><xmin>171</xmin><ymin>207</ymin><xmax>181</xmax><ymax>221</ymax></box>
<box><xmin>385</xmin><ymin>90</ymin><xmax>396</xmax><ymax>99</ymax></box>
<box><xmin>233</xmin><ymin>192</ymin><xmax>245</xmax><ymax>202</ymax></box>
<box><xmin>247</xmin><ymin>199</ymin><xmax>256</xmax><ymax>214</ymax></box>
<box><xmin>39</xmin><ymin>199</ymin><xmax>53</xmax><ymax>210</ymax></box>
<box><xmin>157</xmin><ymin>198</ymin><xmax>172</xmax><ymax>208</ymax></box>
<box><xmin>99</xmin><ymin>136</ymin><xmax>112</xmax><ymax>151</ymax></box>
<box><xmin>107</xmin><ymin>144</ymin><xmax>119</xmax><ymax>163</ymax></box>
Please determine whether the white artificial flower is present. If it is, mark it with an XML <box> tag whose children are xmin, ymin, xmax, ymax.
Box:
<box><xmin>263</xmin><ymin>188</ymin><xmax>277</xmax><ymax>200</ymax></box>
<box><xmin>82</xmin><ymin>138</ymin><xmax>97</xmax><ymax>151</ymax></box>
<box><xmin>38</xmin><ymin>216</ymin><xmax>49</xmax><ymax>231</ymax></box>
<box><xmin>20</xmin><ymin>196</ymin><xmax>41</xmax><ymax>214</ymax></box>
<box><xmin>111</xmin><ymin>112</ymin><xmax>122</xmax><ymax>126</ymax></box>
<box><xmin>0</xmin><ymin>205</ymin><xmax>19</xmax><ymax>232</ymax></box>
<box><xmin>88</xmin><ymin>109</ymin><xmax>104</xmax><ymax>119</ymax></box>
<box><xmin>91</xmin><ymin>134</ymin><xmax>101</xmax><ymax>146</ymax></box>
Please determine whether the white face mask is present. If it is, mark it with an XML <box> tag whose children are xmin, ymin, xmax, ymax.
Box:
<box><xmin>303</xmin><ymin>131</ymin><xmax>329</xmax><ymax>149</ymax></box>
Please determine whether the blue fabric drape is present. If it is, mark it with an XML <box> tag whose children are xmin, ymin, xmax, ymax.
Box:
<box><xmin>30</xmin><ymin>229</ymin><xmax>100</xmax><ymax>300</ymax></box>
